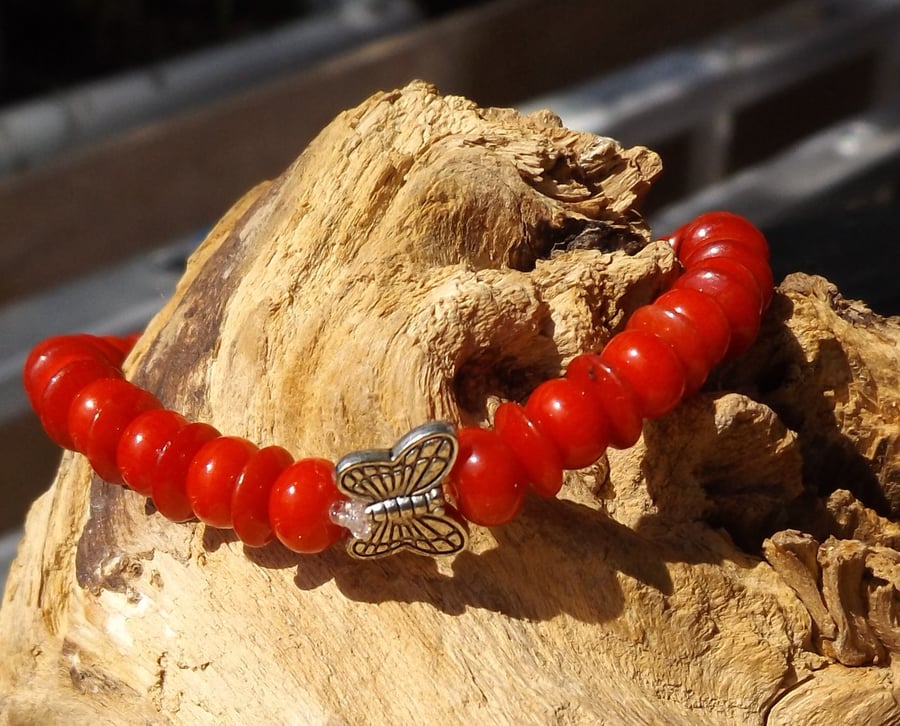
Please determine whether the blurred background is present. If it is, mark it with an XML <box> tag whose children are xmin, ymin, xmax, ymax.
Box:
<box><xmin>2</xmin><ymin>0</ymin><xmax>899</xmax><ymax>584</ymax></box>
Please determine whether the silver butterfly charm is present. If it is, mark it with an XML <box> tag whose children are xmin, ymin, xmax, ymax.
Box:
<box><xmin>330</xmin><ymin>422</ymin><xmax>468</xmax><ymax>559</ymax></box>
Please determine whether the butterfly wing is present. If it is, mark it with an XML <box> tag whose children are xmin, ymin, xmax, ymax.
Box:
<box><xmin>390</xmin><ymin>422</ymin><xmax>458</xmax><ymax>498</ymax></box>
<box><xmin>335</xmin><ymin>422</ymin><xmax>458</xmax><ymax>502</ymax></box>
<box><xmin>396</xmin><ymin>513</ymin><xmax>468</xmax><ymax>557</ymax></box>
<box><xmin>347</xmin><ymin>520</ymin><xmax>401</xmax><ymax>559</ymax></box>
<box><xmin>336</xmin><ymin>460</ymin><xmax>401</xmax><ymax>504</ymax></box>
<box><xmin>348</xmin><ymin>512</ymin><xmax>469</xmax><ymax>559</ymax></box>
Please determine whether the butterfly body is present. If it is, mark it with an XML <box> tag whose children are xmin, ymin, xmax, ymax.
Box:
<box><xmin>367</xmin><ymin>484</ymin><xmax>444</xmax><ymax>522</ymax></box>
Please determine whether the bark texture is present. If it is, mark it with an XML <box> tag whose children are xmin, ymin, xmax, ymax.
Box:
<box><xmin>1</xmin><ymin>82</ymin><xmax>898</xmax><ymax>725</ymax></box>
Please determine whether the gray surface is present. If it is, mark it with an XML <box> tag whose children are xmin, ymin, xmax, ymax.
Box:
<box><xmin>0</xmin><ymin>529</ymin><xmax>21</xmax><ymax>599</ymax></box>
<box><xmin>0</xmin><ymin>0</ymin><xmax>420</xmax><ymax>174</ymax></box>
<box><xmin>650</xmin><ymin>97</ymin><xmax>900</xmax><ymax>232</ymax></box>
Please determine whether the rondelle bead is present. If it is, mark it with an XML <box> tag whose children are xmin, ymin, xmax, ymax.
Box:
<box><xmin>87</xmin><ymin>335</ymin><xmax>130</xmax><ymax>366</ymax></box>
<box><xmin>232</xmin><ymin>445</ymin><xmax>294</xmax><ymax>547</ymax></box>
<box><xmin>494</xmin><ymin>401</ymin><xmax>564</xmax><ymax>497</ymax></box>
<box><xmin>626</xmin><ymin>304</ymin><xmax>711</xmax><ymax>395</ymax></box>
<box><xmin>101</xmin><ymin>334</ymin><xmax>138</xmax><ymax>359</ymax></box>
<box><xmin>681</xmin><ymin>240</ymin><xmax>774</xmax><ymax>309</ymax></box>
<box><xmin>447</xmin><ymin>427</ymin><xmax>526</xmax><ymax>527</ymax></box>
<box><xmin>36</xmin><ymin>357</ymin><xmax>121</xmax><ymax>448</ymax></box>
<box><xmin>653</xmin><ymin>289</ymin><xmax>731</xmax><ymax>368</ymax></box>
<box><xmin>152</xmin><ymin>422</ymin><xmax>220</xmax><ymax>522</ymax></box>
<box><xmin>675</xmin><ymin>211</ymin><xmax>770</xmax><ymax>261</ymax></box>
<box><xmin>186</xmin><ymin>436</ymin><xmax>259</xmax><ymax>529</ymax></box>
<box><xmin>673</xmin><ymin>266</ymin><xmax>762</xmax><ymax>358</ymax></box>
<box><xmin>524</xmin><ymin>378</ymin><xmax>610</xmax><ymax>470</ymax></box>
<box><xmin>691</xmin><ymin>256</ymin><xmax>764</xmax><ymax>312</ymax></box>
<box><xmin>117</xmin><ymin>409</ymin><xmax>188</xmax><ymax>496</ymax></box>
<box><xmin>68</xmin><ymin>378</ymin><xmax>162</xmax><ymax>483</ymax></box>
<box><xmin>566</xmin><ymin>354</ymin><xmax>643</xmax><ymax>449</ymax></box>
<box><xmin>598</xmin><ymin>329</ymin><xmax>687</xmax><ymax>419</ymax></box>
<box><xmin>24</xmin><ymin>335</ymin><xmax>117</xmax><ymax>409</ymax></box>
<box><xmin>269</xmin><ymin>458</ymin><xmax>344</xmax><ymax>553</ymax></box>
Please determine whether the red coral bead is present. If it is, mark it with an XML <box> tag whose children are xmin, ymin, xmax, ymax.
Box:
<box><xmin>68</xmin><ymin>378</ymin><xmax>162</xmax><ymax>483</ymax></box>
<box><xmin>681</xmin><ymin>240</ymin><xmax>774</xmax><ymax>309</ymax></box>
<box><xmin>598</xmin><ymin>330</ymin><xmax>686</xmax><ymax>419</ymax></box>
<box><xmin>186</xmin><ymin>436</ymin><xmax>259</xmax><ymax>529</ymax></box>
<box><xmin>87</xmin><ymin>335</ymin><xmax>129</xmax><ymax>367</ymax></box>
<box><xmin>524</xmin><ymin>378</ymin><xmax>610</xmax><ymax>470</ymax></box>
<box><xmin>676</xmin><ymin>211</ymin><xmax>770</xmax><ymax>261</ymax></box>
<box><xmin>626</xmin><ymin>304</ymin><xmax>711</xmax><ymax>395</ymax></box>
<box><xmin>691</xmin><ymin>256</ymin><xmax>764</xmax><ymax>311</ymax></box>
<box><xmin>269</xmin><ymin>458</ymin><xmax>343</xmax><ymax>553</ymax></box>
<box><xmin>101</xmin><ymin>335</ymin><xmax>138</xmax><ymax>359</ymax></box>
<box><xmin>673</xmin><ymin>266</ymin><xmax>762</xmax><ymax>358</ymax></box>
<box><xmin>37</xmin><ymin>358</ymin><xmax>123</xmax><ymax>448</ymax></box>
<box><xmin>117</xmin><ymin>409</ymin><xmax>188</xmax><ymax>496</ymax></box>
<box><xmin>654</xmin><ymin>289</ymin><xmax>731</xmax><ymax>367</ymax></box>
<box><xmin>232</xmin><ymin>445</ymin><xmax>294</xmax><ymax>547</ymax></box>
<box><xmin>24</xmin><ymin>335</ymin><xmax>115</xmax><ymax>410</ymax></box>
<box><xmin>152</xmin><ymin>422</ymin><xmax>220</xmax><ymax>521</ymax></box>
<box><xmin>448</xmin><ymin>427</ymin><xmax>526</xmax><ymax>527</ymax></box>
<box><xmin>494</xmin><ymin>401</ymin><xmax>564</xmax><ymax>497</ymax></box>
<box><xmin>566</xmin><ymin>354</ymin><xmax>643</xmax><ymax>448</ymax></box>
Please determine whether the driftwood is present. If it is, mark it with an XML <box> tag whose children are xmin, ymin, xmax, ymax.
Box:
<box><xmin>1</xmin><ymin>82</ymin><xmax>898</xmax><ymax>725</ymax></box>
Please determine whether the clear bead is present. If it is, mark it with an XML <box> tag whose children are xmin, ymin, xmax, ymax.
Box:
<box><xmin>328</xmin><ymin>499</ymin><xmax>372</xmax><ymax>541</ymax></box>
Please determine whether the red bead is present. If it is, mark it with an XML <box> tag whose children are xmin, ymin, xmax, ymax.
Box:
<box><xmin>447</xmin><ymin>427</ymin><xmax>526</xmax><ymax>527</ymax></box>
<box><xmin>101</xmin><ymin>335</ymin><xmax>138</xmax><ymax>359</ymax></box>
<box><xmin>269</xmin><ymin>458</ymin><xmax>343</xmax><ymax>553</ymax></box>
<box><xmin>676</xmin><ymin>211</ymin><xmax>770</xmax><ymax>262</ymax></box>
<box><xmin>654</xmin><ymin>289</ymin><xmax>731</xmax><ymax>367</ymax></box>
<box><xmin>566</xmin><ymin>354</ymin><xmax>643</xmax><ymax>449</ymax></box>
<box><xmin>693</xmin><ymin>257</ymin><xmax>764</xmax><ymax>311</ymax></box>
<box><xmin>598</xmin><ymin>330</ymin><xmax>686</xmax><ymax>419</ymax></box>
<box><xmin>24</xmin><ymin>335</ymin><xmax>117</xmax><ymax>410</ymax></box>
<box><xmin>524</xmin><ymin>378</ymin><xmax>610</xmax><ymax>470</ymax></box>
<box><xmin>626</xmin><ymin>305</ymin><xmax>711</xmax><ymax>395</ymax></box>
<box><xmin>673</xmin><ymin>266</ymin><xmax>762</xmax><ymax>358</ymax></box>
<box><xmin>152</xmin><ymin>422</ymin><xmax>220</xmax><ymax>521</ymax></box>
<box><xmin>117</xmin><ymin>409</ymin><xmax>188</xmax><ymax>496</ymax></box>
<box><xmin>185</xmin><ymin>436</ymin><xmax>258</xmax><ymax>529</ymax></box>
<box><xmin>88</xmin><ymin>336</ymin><xmax>129</xmax><ymax>367</ymax></box>
<box><xmin>269</xmin><ymin>459</ymin><xmax>343</xmax><ymax>554</ymax></box>
<box><xmin>681</xmin><ymin>239</ymin><xmax>774</xmax><ymax>309</ymax></box>
<box><xmin>37</xmin><ymin>357</ymin><xmax>122</xmax><ymax>448</ymax></box>
<box><xmin>68</xmin><ymin>379</ymin><xmax>162</xmax><ymax>483</ymax></box>
<box><xmin>494</xmin><ymin>402</ymin><xmax>564</xmax><ymax>497</ymax></box>
<box><xmin>232</xmin><ymin>445</ymin><xmax>294</xmax><ymax>547</ymax></box>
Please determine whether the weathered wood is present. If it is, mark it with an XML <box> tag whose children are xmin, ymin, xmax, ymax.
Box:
<box><xmin>1</xmin><ymin>82</ymin><xmax>897</xmax><ymax>725</ymax></box>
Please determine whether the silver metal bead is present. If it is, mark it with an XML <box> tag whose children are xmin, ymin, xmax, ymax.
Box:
<box><xmin>331</xmin><ymin>421</ymin><xmax>468</xmax><ymax>559</ymax></box>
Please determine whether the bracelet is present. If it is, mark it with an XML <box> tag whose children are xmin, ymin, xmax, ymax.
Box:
<box><xmin>23</xmin><ymin>211</ymin><xmax>773</xmax><ymax>560</ymax></box>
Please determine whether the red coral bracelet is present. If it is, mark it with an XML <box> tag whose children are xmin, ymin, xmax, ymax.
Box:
<box><xmin>23</xmin><ymin>211</ymin><xmax>773</xmax><ymax>560</ymax></box>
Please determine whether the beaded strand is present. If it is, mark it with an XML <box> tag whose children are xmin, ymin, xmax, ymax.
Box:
<box><xmin>23</xmin><ymin>211</ymin><xmax>773</xmax><ymax>558</ymax></box>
